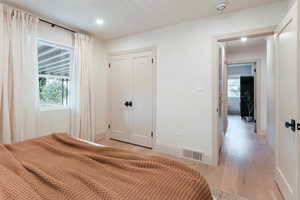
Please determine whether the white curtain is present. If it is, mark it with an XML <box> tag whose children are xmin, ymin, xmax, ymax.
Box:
<box><xmin>0</xmin><ymin>4</ymin><xmax>39</xmax><ymax>144</ymax></box>
<box><xmin>70</xmin><ymin>33</ymin><xmax>95</xmax><ymax>141</ymax></box>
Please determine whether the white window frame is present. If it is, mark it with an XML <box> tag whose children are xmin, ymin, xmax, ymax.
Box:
<box><xmin>37</xmin><ymin>39</ymin><xmax>74</xmax><ymax>111</ymax></box>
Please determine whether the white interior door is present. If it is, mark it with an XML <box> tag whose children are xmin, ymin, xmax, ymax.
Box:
<box><xmin>109</xmin><ymin>56</ymin><xmax>131</xmax><ymax>142</ymax></box>
<box><xmin>109</xmin><ymin>50</ymin><xmax>155</xmax><ymax>148</ymax></box>
<box><xmin>129</xmin><ymin>51</ymin><xmax>154</xmax><ymax>148</ymax></box>
<box><xmin>275</xmin><ymin>3</ymin><xmax>299</xmax><ymax>200</ymax></box>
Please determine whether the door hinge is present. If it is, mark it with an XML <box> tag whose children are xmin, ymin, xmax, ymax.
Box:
<box><xmin>151</xmin><ymin>58</ymin><xmax>154</xmax><ymax>64</ymax></box>
<box><xmin>151</xmin><ymin>131</ymin><xmax>154</xmax><ymax>137</ymax></box>
<box><xmin>254</xmin><ymin>68</ymin><xmax>256</xmax><ymax>72</ymax></box>
<box><xmin>108</xmin><ymin>124</ymin><xmax>111</xmax><ymax>129</ymax></box>
<box><xmin>108</xmin><ymin>63</ymin><xmax>111</xmax><ymax>68</ymax></box>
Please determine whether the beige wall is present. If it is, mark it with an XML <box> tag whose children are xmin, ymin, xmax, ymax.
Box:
<box><xmin>104</xmin><ymin>1</ymin><xmax>289</xmax><ymax>164</ymax></box>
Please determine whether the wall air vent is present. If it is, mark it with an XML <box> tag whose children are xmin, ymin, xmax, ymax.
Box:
<box><xmin>182</xmin><ymin>148</ymin><xmax>204</xmax><ymax>161</ymax></box>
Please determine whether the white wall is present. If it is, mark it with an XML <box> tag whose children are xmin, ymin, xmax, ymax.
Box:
<box><xmin>92</xmin><ymin>40</ymin><xmax>108</xmax><ymax>139</ymax></box>
<box><xmin>226</xmin><ymin>41</ymin><xmax>267</xmax><ymax>134</ymax></box>
<box><xmin>104</xmin><ymin>1</ymin><xmax>289</xmax><ymax>164</ymax></box>
<box><xmin>288</xmin><ymin>0</ymin><xmax>296</xmax><ymax>8</ymax></box>
<box><xmin>266</xmin><ymin>37</ymin><xmax>276</xmax><ymax>151</ymax></box>
<box><xmin>38</xmin><ymin>22</ymin><xmax>107</xmax><ymax>139</ymax></box>
<box><xmin>38</xmin><ymin>22</ymin><xmax>74</xmax><ymax>47</ymax></box>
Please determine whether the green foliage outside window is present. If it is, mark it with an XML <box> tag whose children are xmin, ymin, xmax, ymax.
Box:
<box><xmin>39</xmin><ymin>77</ymin><xmax>64</xmax><ymax>105</ymax></box>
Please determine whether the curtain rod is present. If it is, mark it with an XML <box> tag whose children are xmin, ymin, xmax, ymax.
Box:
<box><xmin>39</xmin><ymin>18</ymin><xmax>77</xmax><ymax>33</ymax></box>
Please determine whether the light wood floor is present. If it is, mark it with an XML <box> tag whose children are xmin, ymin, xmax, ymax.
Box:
<box><xmin>96</xmin><ymin>115</ymin><xmax>283</xmax><ymax>200</ymax></box>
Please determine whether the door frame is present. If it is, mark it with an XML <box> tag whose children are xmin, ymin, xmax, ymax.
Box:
<box><xmin>107</xmin><ymin>46</ymin><xmax>157</xmax><ymax>148</ymax></box>
<box><xmin>211</xmin><ymin>26</ymin><xmax>275</xmax><ymax>166</ymax></box>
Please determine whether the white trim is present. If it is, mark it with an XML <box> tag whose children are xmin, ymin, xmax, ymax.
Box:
<box><xmin>39</xmin><ymin>106</ymin><xmax>69</xmax><ymax>112</ymax></box>
<box><xmin>215</xmin><ymin>26</ymin><xmax>275</xmax><ymax>42</ymax></box>
<box><xmin>275</xmin><ymin>167</ymin><xmax>294</xmax><ymax>200</ymax></box>
<box><xmin>211</xmin><ymin>39</ymin><xmax>220</xmax><ymax>166</ymax></box>
<box><xmin>108</xmin><ymin>46</ymin><xmax>156</xmax><ymax>57</ymax></box>
<box><xmin>228</xmin><ymin>63</ymin><xmax>254</xmax><ymax>68</ymax></box>
<box><xmin>39</xmin><ymin>74</ymin><xmax>70</xmax><ymax>80</ymax></box>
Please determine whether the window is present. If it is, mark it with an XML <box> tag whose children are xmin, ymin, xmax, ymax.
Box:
<box><xmin>228</xmin><ymin>77</ymin><xmax>240</xmax><ymax>98</ymax></box>
<box><xmin>37</xmin><ymin>40</ymin><xmax>73</xmax><ymax>109</ymax></box>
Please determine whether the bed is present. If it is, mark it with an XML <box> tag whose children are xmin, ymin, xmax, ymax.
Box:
<box><xmin>0</xmin><ymin>133</ymin><xmax>213</xmax><ymax>200</ymax></box>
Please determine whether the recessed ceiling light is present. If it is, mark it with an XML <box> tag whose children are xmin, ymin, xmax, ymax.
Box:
<box><xmin>241</xmin><ymin>37</ymin><xmax>248</xmax><ymax>42</ymax></box>
<box><xmin>96</xmin><ymin>18</ymin><xmax>104</xmax><ymax>25</ymax></box>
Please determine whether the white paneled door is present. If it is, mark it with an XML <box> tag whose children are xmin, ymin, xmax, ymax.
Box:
<box><xmin>109</xmin><ymin>49</ymin><xmax>155</xmax><ymax>148</ymax></box>
<box><xmin>109</xmin><ymin>57</ymin><xmax>131</xmax><ymax>142</ymax></box>
<box><xmin>274</xmin><ymin>3</ymin><xmax>299</xmax><ymax>200</ymax></box>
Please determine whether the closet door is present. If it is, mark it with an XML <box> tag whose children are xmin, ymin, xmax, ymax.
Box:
<box><xmin>109</xmin><ymin>56</ymin><xmax>131</xmax><ymax>142</ymax></box>
<box><xmin>129</xmin><ymin>51</ymin><xmax>154</xmax><ymax>148</ymax></box>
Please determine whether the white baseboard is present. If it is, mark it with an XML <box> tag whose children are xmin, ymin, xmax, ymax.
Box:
<box><xmin>275</xmin><ymin>167</ymin><xmax>294</xmax><ymax>200</ymax></box>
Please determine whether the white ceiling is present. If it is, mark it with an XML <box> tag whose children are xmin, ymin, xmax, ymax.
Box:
<box><xmin>3</xmin><ymin>0</ymin><xmax>285</xmax><ymax>40</ymax></box>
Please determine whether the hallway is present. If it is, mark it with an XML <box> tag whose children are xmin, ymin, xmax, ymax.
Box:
<box><xmin>211</xmin><ymin>115</ymin><xmax>283</xmax><ymax>199</ymax></box>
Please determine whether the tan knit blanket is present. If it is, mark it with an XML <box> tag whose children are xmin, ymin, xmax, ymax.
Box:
<box><xmin>0</xmin><ymin>133</ymin><xmax>213</xmax><ymax>200</ymax></box>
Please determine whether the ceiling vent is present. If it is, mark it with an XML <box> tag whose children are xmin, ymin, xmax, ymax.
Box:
<box><xmin>182</xmin><ymin>148</ymin><xmax>204</xmax><ymax>161</ymax></box>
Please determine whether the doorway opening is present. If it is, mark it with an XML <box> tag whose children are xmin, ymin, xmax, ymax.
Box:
<box><xmin>213</xmin><ymin>33</ymin><xmax>284</xmax><ymax>199</ymax></box>
<box><xmin>224</xmin><ymin>37</ymin><xmax>267</xmax><ymax>140</ymax></box>
<box><xmin>212</xmin><ymin>5</ymin><xmax>299</xmax><ymax>199</ymax></box>
<box><xmin>227</xmin><ymin>62</ymin><xmax>256</xmax><ymax>133</ymax></box>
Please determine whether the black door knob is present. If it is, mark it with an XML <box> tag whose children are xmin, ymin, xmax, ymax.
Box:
<box><xmin>124</xmin><ymin>101</ymin><xmax>129</xmax><ymax>107</ymax></box>
<box><xmin>128</xmin><ymin>101</ymin><xmax>133</xmax><ymax>107</ymax></box>
<box><xmin>285</xmin><ymin>119</ymin><xmax>296</xmax><ymax>132</ymax></box>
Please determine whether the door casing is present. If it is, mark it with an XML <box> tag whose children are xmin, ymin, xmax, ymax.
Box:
<box><xmin>212</xmin><ymin>4</ymin><xmax>299</xmax><ymax>199</ymax></box>
<box><xmin>212</xmin><ymin>26</ymin><xmax>275</xmax><ymax>166</ymax></box>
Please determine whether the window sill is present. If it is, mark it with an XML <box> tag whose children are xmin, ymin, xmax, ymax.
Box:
<box><xmin>40</xmin><ymin>106</ymin><xmax>70</xmax><ymax>112</ymax></box>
